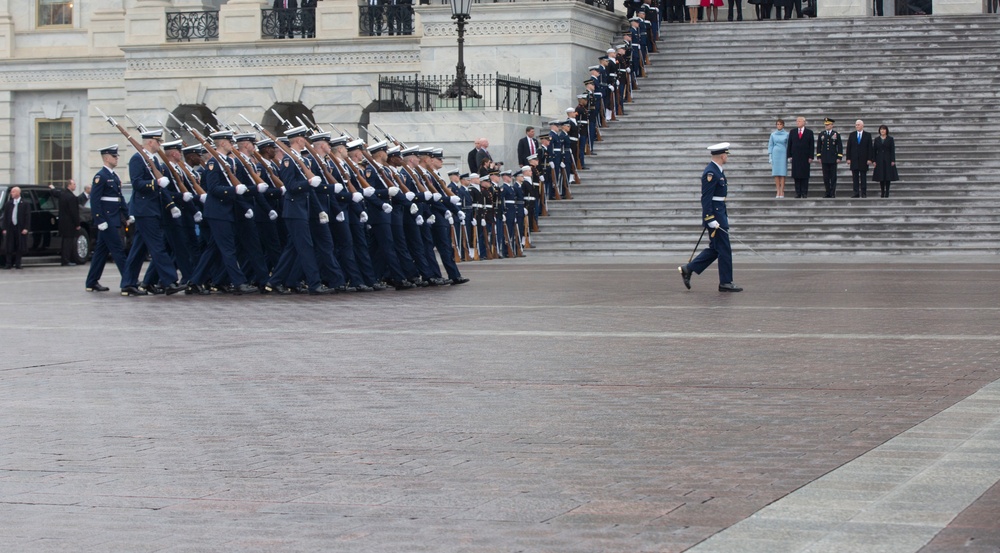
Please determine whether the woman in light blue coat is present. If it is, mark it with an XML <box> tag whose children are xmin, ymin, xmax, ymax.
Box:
<box><xmin>768</xmin><ymin>119</ymin><xmax>789</xmax><ymax>198</ymax></box>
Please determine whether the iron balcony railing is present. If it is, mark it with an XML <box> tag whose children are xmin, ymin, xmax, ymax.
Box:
<box><xmin>378</xmin><ymin>73</ymin><xmax>542</xmax><ymax>114</ymax></box>
<box><xmin>261</xmin><ymin>8</ymin><xmax>317</xmax><ymax>39</ymax></box>
<box><xmin>433</xmin><ymin>0</ymin><xmax>614</xmax><ymax>12</ymax></box>
<box><xmin>359</xmin><ymin>2</ymin><xmax>416</xmax><ymax>36</ymax></box>
<box><xmin>165</xmin><ymin>11</ymin><xmax>219</xmax><ymax>42</ymax></box>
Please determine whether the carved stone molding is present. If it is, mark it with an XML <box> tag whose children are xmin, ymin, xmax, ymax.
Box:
<box><xmin>126</xmin><ymin>51</ymin><xmax>420</xmax><ymax>73</ymax></box>
<box><xmin>0</xmin><ymin>68</ymin><xmax>124</xmax><ymax>84</ymax></box>
<box><xmin>423</xmin><ymin>19</ymin><xmax>571</xmax><ymax>37</ymax></box>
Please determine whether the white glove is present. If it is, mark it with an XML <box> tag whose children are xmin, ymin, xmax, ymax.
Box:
<box><xmin>427</xmin><ymin>215</ymin><xmax>436</xmax><ymax>225</ymax></box>
<box><xmin>235</xmin><ymin>184</ymin><xmax>248</xmax><ymax>195</ymax></box>
<box><xmin>450</xmin><ymin>195</ymin><xmax>461</xmax><ymax>205</ymax></box>
<box><xmin>243</xmin><ymin>209</ymin><xmax>253</xmax><ymax>219</ymax></box>
<box><xmin>352</xmin><ymin>192</ymin><xmax>363</xmax><ymax>203</ymax></box>
<box><xmin>257</xmin><ymin>183</ymin><xmax>269</xmax><ymax>193</ymax></box>
<box><xmin>480</xmin><ymin>218</ymin><xmax>486</xmax><ymax>226</ymax></box>
<box><xmin>405</xmin><ymin>191</ymin><xmax>415</xmax><ymax>201</ymax></box>
<box><xmin>182</xmin><ymin>192</ymin><xmax>193</xmax><ymax>202</ymax></box>
<box><xmin>333</xmin><ymin>182</ymin><xmax>344</xmax><ymax>194</ymax></box>
<box><xmin>382</xmin><ymin>203</ymin><xmax>393</xmax><ymax>214</ymax></box>
<box><xmin>549</xmin><ymin>162</ymin><xmax>555</xmax><ymax>169</ymax></box>
<box><xmin>415</xmin><ymin>215</ymin><xmax>424</xmax><ymax>226</ymax></box>
<box><xmin>268</xmin><ymin>210</ymin><xmax>278</xmax><ymax>221</ymax></box>
<box><xmin>98</xmin><ymin>222</ymin><xmax>109</xmax><ymax>231</ymax></box>
<box><xmin>318</xmin><ymin>211</ymin><xmax>329</xmax><ymax>224</ymax></box>
<box><xmin>472</xmin><ymin>218</ymin><xmax>478</xmax><ymax>227</ymax></box>
<box><xmin>458</xmin><ymin>211</ymin><xmax>465</xmax><ymax>222</ymax></box>
<box><xmin>127</xmin><ymin>215</ymin><xmax>135</xmax><ymax>224</ymax></box>
<box><xmin>157</xmin><ymin>177</ymin><xmax>170</xmax><ymax>188</ymax></box>
<box><xmin>281</xmin><ymin>187</ymin><xmax>287</xmax><ymax>195</ymax></box>
<box><xmin>359</xmin><ymin>211</ymin><xmax>369</xmax><ymax>223</ymax></box>
<box><xmin>170</xmin><ymin>206</ymin><xmax>182</xmax><ymax>219</ymax></box>
<box><xmin>524</xmin><ymin>208</ymin><xmax>528</xmax><ymax>216</ymax></box>
<box><xmin>503</xmin><ymin>215</ymin><xmax>508</xmax><ymax>222</ymax></box>
<box><xmin>388</xmin><ymin>186</ymin><xmax>400</xmax><ymax>197</ymax></box>
<box><xmin>309</xmin><ymin>176</ymin><xmax>321</xmax><ymax>187</ymax></box>
<box><xmin>708</xmin><ymin>220</ymin><xmax>720</xmax><ymax>229</ymax></box>
<box><xmin>433</xmin><ymin>193</ymin><xmax>442</xmax><ymax>202</ymax></box>
<box><xmin>193</xmin><ymin>212</ymin><xmax>203</xmax><ymax>223</ymax></box>
<box><xmin>410</xmin><ymin>204</ymin><xmax>419</xmax><ymax>215</ymax></box>
<box><xmin>424</xmin><ymin>191</ymin><xmax>432</xmax><ymax>201</ymax></box>
<box><xmin>336</xmin><ymin>211</ymin><xmax>345</xmax><ymax>222</ymax></box>
<box><xmin>560</xmin><ymin>163</ymin><xmax>566</xmax><ymax>168</ymax></box>
<box><xmin>363</xmin><ymin>186</ymin><xmax>375</xmax><ymax>197</ymax></box>
<box><xmin>445</xmin><ymin>213</ymin><xmax>454</xmax><ymax>224</ymax></box>
<box><xmin>199</xmin><ymin>193</ymin><xmax>207</xmax><ymax>204</ymax></box>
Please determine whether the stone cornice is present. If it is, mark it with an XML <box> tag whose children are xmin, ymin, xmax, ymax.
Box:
<box><xmin>423</xmin><ymin>19</ymin><xmax>572</xmax><ymax>37</ymax></box>
<box><xmin>0</xmin><ymin>67</ymin><xmax>124</xmax><ymax>84</ymax></box>
<box><xmin>125</xmin><ymin>51</ymin><xmax>420</xmax><ymax>72</ymax></box>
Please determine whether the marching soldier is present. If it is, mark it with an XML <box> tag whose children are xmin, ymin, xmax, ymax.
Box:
<box><xmin>84</xmin><ymin>145</ymin><xmax>128</xmax><ymax>292</ymax></box>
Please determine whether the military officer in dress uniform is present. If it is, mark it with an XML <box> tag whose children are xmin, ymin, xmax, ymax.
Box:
<box><xmin>85</xmin><ymin>145</ymin><xmax>128</xmax><ymax>292</ymax></box>
<box><xmin>816</xmin><ymin>117</ymin><xmax>843</xmax><ymax>198</ymax></box>
<box><xmin>120</xmin><ymin>129</ymin><xmax>184</xmax><ymax>296</ymax></box>
<box><xmin>679</xmin><ymin>143</ymin><xmax>743</xmax><ymax>293</ymax></box>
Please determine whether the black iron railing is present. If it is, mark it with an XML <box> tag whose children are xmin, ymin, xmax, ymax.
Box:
<box><xmin>378</xmin><ymin>73</ymin><xmax>542</xmax><ymax>114</ymax></box>
<box><xmin>261</xmin><ymin>8</ymin><xmax>317</xmax><ymax>39</ymax></box>
<box><xmin>433</xmin><ymin>0</ymin><xmax>614</xmax><ymax>12</ymax></box>
<box><xmin>359</xmin><ymin>3</ymin><xmax>416</xmax><ymax>36</ymax></box>
<box><xmin>166</xmin><ymin>11</ymin><xmax>219</xmax><ymax>42</ymax></box>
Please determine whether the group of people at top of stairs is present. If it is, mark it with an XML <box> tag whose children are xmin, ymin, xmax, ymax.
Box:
<box><xmin>769</xmin><ymin>116</ymin><xmax>899</xmax><ymax>199</ymax></box>
<box><xmin>627</xmin><ymin>0</ymin><xmax>817</xmax><ymax>24</ymax></box>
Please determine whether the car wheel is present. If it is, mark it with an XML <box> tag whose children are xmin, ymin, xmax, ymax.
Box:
<box><xmin>73</xmin><ymin>228</ymin><xmax>91</xmax><ymax>263</ymax></box>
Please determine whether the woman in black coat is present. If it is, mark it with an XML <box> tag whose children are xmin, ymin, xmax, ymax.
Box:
<box><xmin>872</xmin><ymin>125</ymin><xmax>899</xmax><ymax>198</ymax></box>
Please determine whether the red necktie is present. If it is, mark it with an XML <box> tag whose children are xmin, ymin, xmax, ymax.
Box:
<box><xmin>529</xmin><ymin>139</ymin><xmax>535</xmax><ymax>155</ymax></box>
<box><xmin>799</xmin><ymin>129</ymin><xmax>803</xmax><ymax>138</ymax></box>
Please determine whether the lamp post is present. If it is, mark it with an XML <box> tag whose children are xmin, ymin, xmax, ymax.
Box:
<box><xmin>442</xmin><ymin>0</ymin><xmax>481</xmax><ymax>111</ymax></box>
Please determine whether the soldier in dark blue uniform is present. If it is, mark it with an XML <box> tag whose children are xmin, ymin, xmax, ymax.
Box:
<box><xmin>120</xmin><ymin>129</ymin><xmax>184</xmax><ymax>296</ymax></box>
<box><xmin>85</xmin><ymin>145</ymin><xmax>127</xmax><ymax>292</ymax></box>
<box><xmin>362</xmin><ymin>140</ymin><xmax>413</xmax><ymax>289</ymax></box>
<box><xmin>816</xmin><ymin>117</ymin><xmax>843</xmax><ymax>198</ymax></box>
<box><xmin>679</xmin><ymin>143</ymin><xmax>743</xmax><ymax>292</ymax></box>
<box><xmin>251</xmin><ymin>138</ymin><xmax>283</xmax><ymax>270</ymax></box>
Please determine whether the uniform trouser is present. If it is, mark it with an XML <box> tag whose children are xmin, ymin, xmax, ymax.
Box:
<box><xmin>589</xmin><ymin>116</ymin><xmax>598</xmax><ymax>144</ymax></box>
<box><xmin>267</xmin><ymin>218</ymin><xmax>321</xmax><ymax>290</ymax></box>
<box><xmin>350</xmin><ymin>222</ymin><xmax>378</xmax><ymax>286</ymax></box>
<box><xmin>495</xmin><ymin>217</ymin><xmax>508</xmax><ymax>257</ymax></box>
<box><xmin>144</xmin><ymin>223</ymin><xmax>194</xmax><ymax>286</ymax></box>
<box><xmin>368</xmin><ymin>223</ymin><xmax>407</xmax><ymax>283</ymax></box>
<box><xmin>329</xmin><ymin>219</ymin><xmax>364</xmax><ymax>287</ymax></box>
<box><xmin>852</xmin><ymin>168</ymin><xmax>869</xmax><ymax>196</ymax></box>
<box><xmin>821</xmin><ymin>163</ymin><xmax>838</xmax><ymax>197</ymax></box>
<box><xmin>232</xmin><ymin>219</ymin><xmax>269</xmax><ymax>285</ymax></box>
<box><xmin>86</xmin><ymin>227</ymin><xmax>127</xmax><ymax>287</ymax></box>
<box><xmin>403</xmin><ymin>217</ymin><xmax>434</xmax><ymax>278</ymax></box>
<box><xmin>309</xmin><ymin>219</ymin><xmax>346</xmax><ymax>287</ymax></box>
<box><xmin>191</xmin><ymin>219</ymin><xmax>246</xmax><ymax>287</ymax></box>
<box><xmin>687</xmin><ymin>227</ymin><xmax>733</xmax><ymax>285</ymax></box>
<box><xmin>431</xmin><ymin>223</ymin><xmax>462</xmax><ymax>280</ymax></box>
<box><xmin>256</xmin><ymin>219</ymin><xmax>282</xmax><ymax>271</ymax></box>
<box><xmin>574</xmin><ymin>141</ymin><xmax>585</xmax><ymax>169</ymax></box>
<box><xmin>504</xmin><ymin>209</ymin><xmax>519</xmax><ymax>256</ymax></box>
<box><xmin>478</xmin><ymin>223</ymin><xmax>490</xmax><ymax>258</ymax></box>
<box><xmin>391</xmin><ymin>220</ymin><xmax>420</xmax><ymax>280</ymax></box>
<box><xmin>794</xmin><ymin>177</ymin><xmax>810</xmax><ymax>198</ymax></box>
<box><xmin>122</xmin><ymin>216</ymin><xmax>176</xmax><ymax>288</ymax></box>
<box><xmin>419</xmin><ymin>221</ymin><xmax>442</xmax><ymax>278</ymax></box>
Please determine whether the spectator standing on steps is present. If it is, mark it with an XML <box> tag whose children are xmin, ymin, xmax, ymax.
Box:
<box><xmin>701</xmin><ymin>0</ymin><xmax>722</xmax><ymax>21</ymax></box>
<box><xmin>846</xmin><ymin>119</ymin><xmax>874</xmax><ymax>198</ymax></box>
<box><xmin>872</xmin><ymin>125</ymin><xmax>899</xmax><ymax>198</ymax></box>
<box><xmin>686</xmin><ymin>0</ymin><xmax>700</xmax><ymax>22</ymax></box>
<box><xmin>728</xmin><ymin>0</ymin><xmax>744</xmax><ymax>20</ymax></box>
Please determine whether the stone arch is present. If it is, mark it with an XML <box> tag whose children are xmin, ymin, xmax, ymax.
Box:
<box><xmin>262</xmin><ymin>102</ymin><xmax>316</xmax><ymax>137</ymax></box>
<box><xmin>166</xmin><ymin>104</ymin><xmax>217</xmax><ymax>145</ymax></box>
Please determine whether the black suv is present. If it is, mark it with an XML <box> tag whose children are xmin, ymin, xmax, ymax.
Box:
<box><xmin>0</xmin><ymin>185</ymin><xmax>94</xmax><ymax>264</ymax></box>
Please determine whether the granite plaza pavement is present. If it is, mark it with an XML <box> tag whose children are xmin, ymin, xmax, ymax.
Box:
<box><xmin>1</xmin><ymin>255</ymin><xmax>999</xmax><ymax>552</ymax></box>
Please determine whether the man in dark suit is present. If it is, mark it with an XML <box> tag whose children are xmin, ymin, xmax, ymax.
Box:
<box><xmin>273</xmin><ymin>0</ymin><xmax>298</xmax><ymax>39</ymax></box>
<box><xmin>786</xmin><ymin>116</ymin><xmax>814</xmax><ymax>198</ymax></box>
<box><xmin>846</xmin><ymin>119</ymin><xmax>874</xmax><ymax>198</ymax></box>
<box><xmin>78</xmin><ymin>182</ymin><xmax>91</xmax><ymax>206</ymax></box>
<box><xmin>2</xmin><ymin>186</ymin><xmax>31</xmax><ymax>269</ymax></box>
<box><xmin>517</xmin><ymin>127</ymin><xmax>539</xmax><ymax>167</ymax></box>
<box><xmin>467</xmin><ymin>139</ymin><xmax>480</xmax><ymax>174</ymax></box>
<box><xmin>475</xmin><ymin>138</ymin><xmax>493</xmax><ymax>175</ymax></box>
<box><xmin>53</xmin><ymin>180</ymin><xmax>81</xmax><ymax>265</ymax></box>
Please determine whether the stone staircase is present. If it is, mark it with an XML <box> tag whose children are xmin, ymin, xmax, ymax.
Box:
<box><xmin>531</xmin><ymin>15</ymin><xmax>1000</xmax><ymax>256</ymax></box>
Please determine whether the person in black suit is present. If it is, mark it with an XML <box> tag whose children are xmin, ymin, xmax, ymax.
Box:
<box><xmin>78</xmin><ymin>182</ymin><xmax>91</xmax><ymax>206</ymax></box>
<box><xmin>786</xmin><ymin>116</ymin><xmax>814</xmax><ymax>198</ymax></box>
<box><xmin>517</xmin><ymin>127</ymin><xmax>539</xmax><ymax>167</ymax></box>
<box><xmin>846</xmin><ymin>119</ymin><xmax>874</xmax><ymax>198</ymax></box>
<box><xmin>273</xmin><ymin>0</ymin><xmax>298</xmax><ymax>39</ymax></box>
<box><xmin>53</xmin><ymin>180</ymin><xmax>81</xmax><ymax>265</ymax></box>
<box><xmin>475</xmin><ymin>138</ymin><xmax>494</xmax><ymax>175</ymax></box>
<box><xmin>467</xmin><ymin>139</ymin><xmax>481</xmax><ymax>174</ymax></box>
<box><xmin>872</xmin><ymin>125</ymin><xmax>899</xmax><ymax>198</ymax></box>
<box><xmin>2</xmin><ymin>186</ymin><xmax>31</xmax><ymax>269</ymax></box>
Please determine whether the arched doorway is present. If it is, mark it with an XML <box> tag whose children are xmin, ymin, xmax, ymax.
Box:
<box><xmin>166</xmin><ymin>104</ymin><xmax>218</xmax><ymax>144</ymax></box>
<box><xmin>262</xmin><ymin>102</ymin><xmax>317</xmax><ymax>137</ymax></box>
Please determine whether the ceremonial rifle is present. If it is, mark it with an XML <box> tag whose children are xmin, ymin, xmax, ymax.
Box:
<box><xmin>157</xmin><ymin>118</ymin><xmax>207</xmax><ymax>196</ymax></box>
<box><xmin>238</xmin><ymin>113</ymin><xmax>318</xmax><ymax>183</ymax></box>
<box><xmin>125</xmin><ymin>114</ymin><xmax>190</xmax><ymax>196</ymax></box>
<box><xmin>170</xmin><ymin>114</ymin><xmax>243</xmax><ymax>188</ymax></box>
<box><xmin>95</xmin><ymin>106</ymin><xmax>169</xmax><ymax>188</ymax></box>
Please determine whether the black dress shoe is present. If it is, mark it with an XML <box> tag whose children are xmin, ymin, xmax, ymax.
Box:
<box><xmin>121</xmin><ymin>286</ymin><xmax>147</xmax><ymax>297</ymax></box>
<box><xmin>372</xmin><ymin>282</ymin><xmax>388</xmax><ymax>291</ymax></box>
<box><xmin>679</xmin><ymin>265</ymin><xmax>692</xmax><ymax>290</ymax></box>
<box><xmin>185</xmin><ymin>283</ymin><xmax>211</xmax><ymax>295</ymax></box>
<box><xmin>309</xmin><ymin>285</ymin><xmax>335</xmax><ymax>295</ymax></box>
<box><xmin>428</xmin><ymin>277</ymin><xmax>448</xmax><ymax>286</ymax></box>
<box><xmin>264</xmin><ymin>283</ymin><xmax>292</xmax><ymax>295</ymax></box>
<box><xmin>145</xmin><ymin>284</ymin><xmax>164</xmax><ymax>295</ymax></box>
<box><xmin>61</xmin><ymin>262</ymin><xmax>77</xmax><ymax>266</ymax></box>
<box><xmin>861</xmin><ymin>194</ymin><xmax>867</xmax><ymax>198</ymax></box>
<box><xmin>335</xmin><ymin>285</ymin><xmax>357</xmax><ymax>293</ymax></box>
<box><xmin>355</xmin><ymin>285</ymin><xmax>374</xmax><ymax>292</ymax></box>
<box><xmin>86</xmin><ymin>283</ymin><xmax>110</xmax><ymax>292</ymax></box>
<box><xmin>394</xmin><ymin>280</ymin><xmax>415</xmax><ymax>291</ymax></box>
<box><xmin>164</xmin><ymin>283</ymin><xmax>185</xmax><ymax>296</ymax></box>
<box><xmin>233</xmin><ymin>283</ymin><xmax>258</xmax><ymax>295</ymax></box>
<box><xmin>718</xmin><ymin>282</ymin><xmax>743</xmax><ymax>292</ymax></box>
<box><xmin>851</xmin><ymin>194</ymin><xmax>860</xmax><ymax>198</ymax></box>
<box><xmin>451</xmin><ymin>277</ymin><xmax>469</xmax><ymax>285</ymax></box>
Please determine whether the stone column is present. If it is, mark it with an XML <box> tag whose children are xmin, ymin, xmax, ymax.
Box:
<box><xmin>125</xmin><ymin>0</ymin><xmax>171</xmax><ymax>46</ymax></box>
<box><xmin>315</xmin><ymin>0</ymin><xmax>359</xmax><ymax>39</ymax></box>
<box><xmin>219</xmin><ymin>0</ymin><xmax>266</xmax><ymax>42</ymax></box>
<box><xmin>0</xmin><ymin>90</ymin><xmax>11</xmax><ymax>183</ymax></box>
